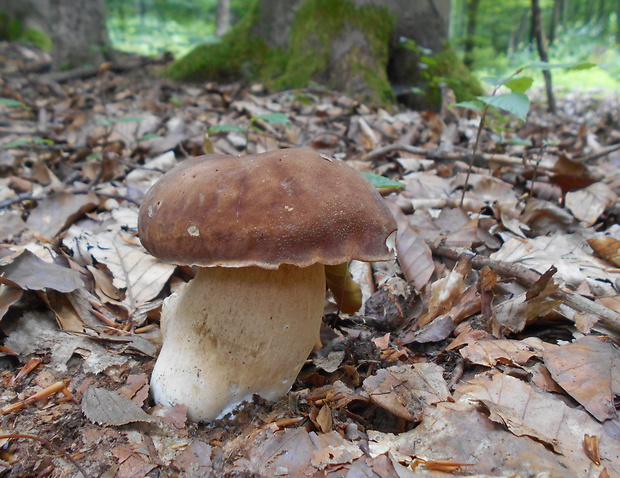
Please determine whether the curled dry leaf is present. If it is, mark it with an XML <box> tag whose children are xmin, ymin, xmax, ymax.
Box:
<box><xmin>417</xmin><ymin>268</ymin><xmax>466</xmax><ymax>329</ymax></box>
<box><xmin>385</xmin><ymin>200</ymin><xmax>434</xmax><ymax>290</ymax></box>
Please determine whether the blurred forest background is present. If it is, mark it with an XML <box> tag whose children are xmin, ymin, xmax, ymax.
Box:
<box><xmin>103</xmin><ymin>0</ymin><xmax>620</xmax><ymax>90</ymax></box>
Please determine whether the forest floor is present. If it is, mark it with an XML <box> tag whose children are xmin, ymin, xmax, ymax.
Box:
<box><xmin>1</xmin><ymin>42</ymin><xmax>620</xmax><ymax>478</ymax></box>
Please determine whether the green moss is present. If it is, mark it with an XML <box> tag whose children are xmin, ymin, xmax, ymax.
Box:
<box><xmin>0</xmin><ymin>10</ymin><xmax>53</xmax><ymax>51</ymax></box>
<box><xmin>275</xmin><ymin>0</ymin><xmax>394</xmax><ymax>103</ymax></box>
<box><xmin>423</xmin><ymin>46</ymin><xmax>484</xmax><ymax>106</ymax></box>
<box><xmin>166</xmin><ymin>1</ymin><xmax>271</xmax><ymax>82</ymax></box>
<box><xmin>22</xmin><ymin>28</ymin><xmax>53</xmax><ymax>51</ymax></box>
<box><xmin>167</xmin><ymin>0</ymin><xmax>395</xmax><ymax>104</ymax></box>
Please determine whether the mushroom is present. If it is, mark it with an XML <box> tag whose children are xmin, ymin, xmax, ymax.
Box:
<box><xmin>138</xmin><ymin>147</ymin><xmax>397</xmax><ymax>421</ymax></box>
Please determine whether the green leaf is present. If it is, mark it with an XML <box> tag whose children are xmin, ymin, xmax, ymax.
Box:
<box><xmin>478</xmin><ymin>92</ymin><xmax>530</xmax><ymax>121</ymax></box>
<box><xmin>0</xmin><ymin>98</ymin><xmax>27</xmax><ymax>109</ymax></box>
<box><xmin>208</xmin><ymin>124</ymin><xmax>245</xmax><ymax>134</ymax></box>
<box><xmin>504</xmin><ymin>76</ymin><xmax>533</xmax><ymax>94</ymax></box>
<box><xmin>139</xmin><ymin>133</ymin><xmax>160</xmax><ymax>141</ymax></box>
<box><xmin>116</xmin><ymin>117</ymin><xmax>145</xmax><ymax>123</ymax></box>
<box><xmin>251</xmin><ymin>113</ymin><xmax>290</xmax><ymax>127</ymax></box>
<box><xmin>481</xmin><ymin>76</ymin><xmax>508</xmax><ymax>87</ymax></box>
<box><xmin>96</xmin><ymin>117</ymin><xmax>114</xmax><ymax>126</ymax></box>
<box><xmin>453</xmin><ymin>100</ymin><xmax>484</xmax><ymax>112</ymax></box>
<box><xmin>362</xmin><ymin>172</ymin><xmax>405</xmax><ymax>189</ymax></box>
<box><xmin>2</xmin><ymin>137</ymin><xmax>53</xmax><ymax>149</ymax></box>
<box><xmin>505</xmin><ymin>137</ymin><xmax>532</xmax><ymax>146</ymax></box>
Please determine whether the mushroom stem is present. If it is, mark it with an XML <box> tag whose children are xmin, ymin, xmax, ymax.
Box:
<box><xmin>150</xmin><ymin>263</ymin><xmax>326</xmax><ymax>421</ymax></box>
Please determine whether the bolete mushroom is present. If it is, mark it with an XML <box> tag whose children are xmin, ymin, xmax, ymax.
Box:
<box><xmin>138</xmin><ymin>147</ymin><xmax>396</xmax><ymax>421</ymax></box>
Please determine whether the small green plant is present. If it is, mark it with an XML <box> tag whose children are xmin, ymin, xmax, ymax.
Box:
<box><xmin>454</xmin><ymin>61</ymin><xmax>595</xmax><ymax>203</ymax></box>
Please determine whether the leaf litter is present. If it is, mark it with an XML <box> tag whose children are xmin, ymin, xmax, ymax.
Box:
<box><xmin>1</xmin><ymin>42</ymin><xmax>620</xmax><ymax>477</ymax></box>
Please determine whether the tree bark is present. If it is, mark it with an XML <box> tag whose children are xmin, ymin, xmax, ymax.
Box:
<box><xmin>1</xmin><ymin>0</ymin><xmax>109</xmax><ymax>69</ymax></box>
<box><xmin>548</xmin><ymin>0</ymin><xmax>564</xmax><ymax>44</ymax></box>
<box><xmin>531</xmin><ymin>0</ymin><xmax>556</xmax><ymax>114</ymax></box>
<box><xmin>463</xmin><ymin>0</ymin><xmax>481</xmax><ymax>69</ymax></box>
<box><xmin>216</xmin><ymin>0</ymin><xmax>231</xmax><ymax>37</ymax></box>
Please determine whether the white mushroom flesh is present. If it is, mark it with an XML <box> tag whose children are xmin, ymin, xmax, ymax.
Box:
<box><xmin>150</xmin><ymin>263</ymin><xmax>326</xmax><ymax>421</ymax></box>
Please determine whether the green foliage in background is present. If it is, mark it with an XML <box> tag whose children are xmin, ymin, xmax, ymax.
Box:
<box><xmin>0</xmin><ymin>10</ymin><xmax>53</xmax><ymax>50</ymax></box>
<box><xmin>450</xmin><ymin>0</ymin><xmax>619</xmax><ymax>90</ymax></box>
<box><xmin>106</xmin><ymin>0</ymin><xmax>253</xmax><ymax>57</ymax></box>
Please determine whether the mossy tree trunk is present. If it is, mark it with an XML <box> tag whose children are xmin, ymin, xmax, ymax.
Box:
<box><xmin>168</xmin><ymin>0</ymin><xmax>466</xmax><ymax>106</ymax></box>
<box><xmin>0</xmin><ymin>0</ymin><xmax>109</xmax><ymax>69</ymax></box>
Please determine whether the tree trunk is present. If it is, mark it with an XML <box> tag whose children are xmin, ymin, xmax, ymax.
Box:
<box><xmin>169</xmin><ymin>0</ymin><xmax>476</xmax><ymax>108</ymax></box>
<box><xmin>1</xmin><ymin>0</ymin><xmax>109</xmax><ymax>69</ymax></box>
<box><xmin>216</xmin><ymin>0</ymin><xmax>231</xmax><ymax>37</ymax></box>
<box><xmin>531</xmin><ymin>0</ymin><xmax>556</xmax><ymax>114</ymax></box>
<box><xmin>548</xmin><ymin>0</ymin><xmax>564</xmax><ymax>44</ymax></box>
<box><xmin>463</xmin><ymin>0</ymin><xmax>481</xmax><ymax>69</ymax></box>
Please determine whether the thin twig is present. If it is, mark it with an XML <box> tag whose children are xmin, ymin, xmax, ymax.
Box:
<box><xmin>431</xmin><ymin>245</ymin><xmax>620</xmax><ymax>335</ymax></box>
<box><xmin>0</xmin><ymin>433</ymin><xmax>91</xmax><ymax>478</ymax></box>
<box><xmin>360</xmin><ymin>143</ymin><xmax>550</xmax><ymax>169</ymax></box>
<box><xmin>577</xmin><ymin>142</ymin><xmax>620</xmax><ymax>162</ymax></box>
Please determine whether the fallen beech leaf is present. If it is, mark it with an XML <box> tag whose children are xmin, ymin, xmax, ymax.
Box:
<box><xmin>82</xmin><ymin>386</ymin><xmax>156</xmax><ymax>426</ymax></box>
<box><xmin>460</xmin><ymin>338</ymin><xmax>544</xmax><ymax>367</ymax></box>
<box><xmin>417</xmin><ymin>269</ymin><xmax>466</xmax><ymax>328</ymax></box>
<box><xmin>316</xmin><ymin>404</ymin><xmax>332</xmax><ymax>433</ymax></box>
<box><xmin>542</xmin><ymin>336</ymin><xmax>620</xmax><ymax>422</ymax></box>
<box><xmin>363</xmin><ymin>363</ymin><xmax>450</xmax><ymax>421</ymax></box>
<box><xmin>458</xmin><ymin>372</ymin><xmax>620</xmax><ymax>475</ymax></box>
<box><xmin>26</xmin><ymin>191</ymin><xmax>98</xmax><ymax>239</ymax></box>
<box><xmin>566</xmin><ymin>183</ymin><xmax>617</xmax><ymax>226</ymax></box>
<box><xmin>367</xmin><ymin>401</ymin><xmax>578</xmax><ymax>476</ymax></box>
<box><xmin>67</xmin><ymin>227</ymin><xmax>174</xmax><ymax>312</ymax></box>
<box><xmin>385</xmin><ymin>200</ymin><xmax>434</xmax><ymax>290</ymax></box>
<box><xmin>491</xmin><ymin>232</ymin><xmax>620</xmax><ymax>287</ymax></box>
<box><xmin>0</xmin><ymin>250</ymin><xmax>82</xmax><ymax>293</ymax></box>
<box><xmin>0</xmin><ymin>285</ymin><xmax>22</xmax><ymax>321</ymax></box>
<box><xmin>588</xmin><ymin>235</ymin><xmax>620</xmax><ymax>267</ymax></box>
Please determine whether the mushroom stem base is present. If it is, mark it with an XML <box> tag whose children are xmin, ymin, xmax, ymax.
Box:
<box><xmin>150</xmin><ymin>263</ymin><xmax>326</xmax><ymax>422</ymax></box>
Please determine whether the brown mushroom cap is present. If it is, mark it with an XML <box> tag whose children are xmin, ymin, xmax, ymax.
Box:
<box><xmin>138</xmin><ymin>148</ymin><xmax>397</xmax><ymax>269</ymax></box>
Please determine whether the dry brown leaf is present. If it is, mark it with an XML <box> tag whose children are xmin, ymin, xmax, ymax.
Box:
<box><xmin>0</xmin><ymin>285</ymin><xmax>22</xmax><ymax>321</ymax></box>
<box><xmin>26</xmin><ymin>191</ymin><xmax>98</xmax><ymax>239</ymax></box>
<box><xmin>82</xmin><ymin>386</ymin><xmax>157</xmax><ymax>426</ymax></box>
<box><xmin>491</xmin><ymin>232</ymin><xmax>620</xmax><ymax>288</ymax></box>
<box><xmin>458</xmin><ymin>372</ymin><xmax>620</xmax><ymax>475</ymax></box>
<box><xmin>67</xmin><ymin>227</ymin><xmax>174</xmax><ymax>312</ymax></box>
<box><xmin>44</xmin><ymin>289</ymin><xmax>85</xmax><ymax>332</ymax></box>
<box><xmin>0</xmin><ymin>249</ymin><xmax>83</xmax><ymax>293</ymax></box>
<box><xmin>493</xmin><ymin>278</ymin><xmax>560</xmax><ymax>333</ymax></box>
<box><xmin>368</xmin><ymin>400</ymin><xmax>579</xmax><ymax>476</ymax></box>
<box><xmin>0</xmin><ymin>210</ymin><xmax>27</xmax><ymax>242</ymax></box>
<box><xmin>460</xmin><ymin>337</ymin><xmax>544</xmax><ymax>367</ymax></box>
<box><xmin>385</xmin><ymin>200</ymin><xmax>434</xmax><ymax>290</ymax></box>
<box><xmin>588</xmin><ymin>235</ymin><xmax>620</xmax><ymax>267</ymax></box>
<box><xmin>417</xmin><ymin>269</ymin><xmax>466</xmax><ymax>328</ymax></box>
<box><xmin>363</xmin><ymin>363</ymin><xmax>450</xmax><ymax>421</ymax></box>
<box><xmin>542</xmin><ymin>336</ymin><xmax>620</xmax><ymax>422</ymax></box>
<box><xmin>566</xmin><ymin>183</ymin><xmax>617</xmax><ymax>226</ymax></box>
